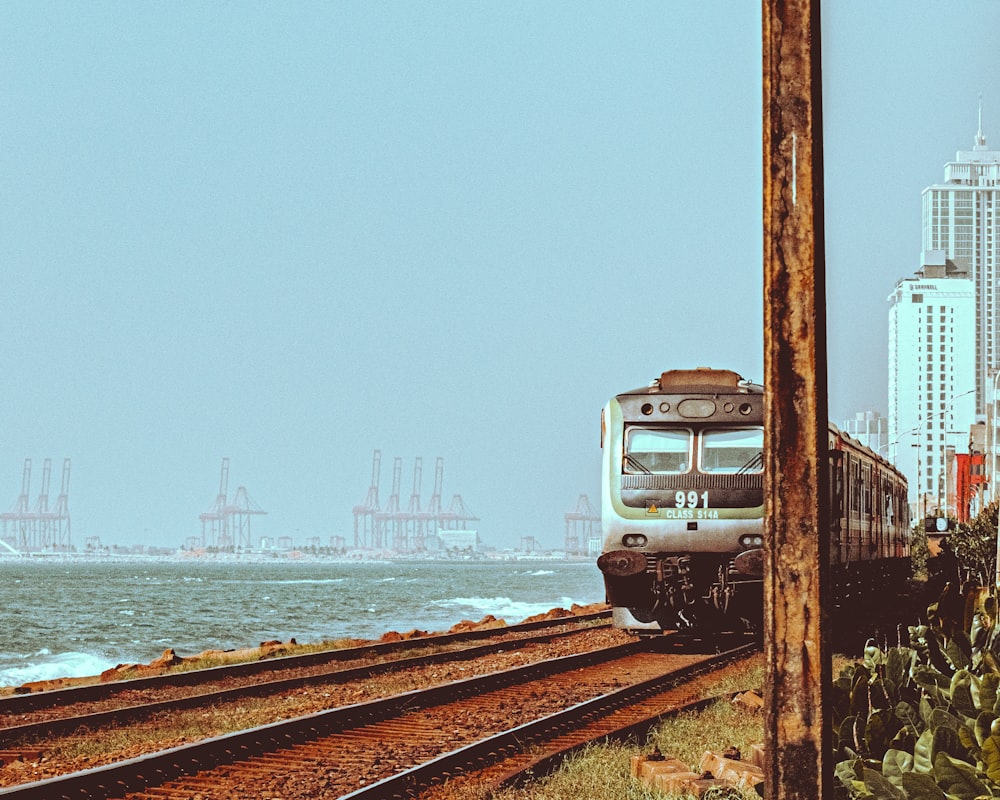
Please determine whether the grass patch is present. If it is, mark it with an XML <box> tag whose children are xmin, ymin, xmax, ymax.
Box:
<box><xmin>44</xmin><ymin>697</ymin><xmax>289</xmax><ymax>761</ymax></box>
<box><xmin>489</xmin><ymin>658</ymin><xmax>767</xmax><ymax>800</ymax></box>
<box><xmin>491</xmin><ymin>654</ymin><xmax>865</xmax><ymax>799</ymax></box>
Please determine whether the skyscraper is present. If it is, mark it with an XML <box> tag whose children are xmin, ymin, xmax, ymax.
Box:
<box><xmin>921</xmin><ymin>102</ymin><xmax>1000</xmax><ymax>409</ymax></box>
<box><xmin>887</xmin><ymin>254</ymin><xmax>974</xmax><ymax>514</ymax></box>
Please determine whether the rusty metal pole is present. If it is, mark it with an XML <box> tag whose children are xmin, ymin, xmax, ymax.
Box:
<box><xmin>762</xmin><ymin>1</ymin><xmax>831</xmax><ymax>798</ymax></box>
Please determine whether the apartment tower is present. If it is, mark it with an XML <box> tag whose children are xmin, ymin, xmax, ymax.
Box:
<box><xmin>888</xmin><ymin>254</ymin><xmax>974</xmax><ymax>514</ymax></box>
<box><xmin>922</xmin><ymin>103</ymin><xmax>1000</xmax><ymax>408</ymax></box>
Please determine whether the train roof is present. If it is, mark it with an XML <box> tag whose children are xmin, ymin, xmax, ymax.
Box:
<box><xmin>828</xmin><ymin>422</ymin><xmax>905</xmax><ymax>477</ymax></box>
<box><xmin>620</xmin><ymin>367</ymin><xmax>763</xmax><ymax>396</ymax></box>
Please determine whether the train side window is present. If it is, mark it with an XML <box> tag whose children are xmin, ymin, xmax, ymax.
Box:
<box><xmin>698</xmin><ymin>428</ymin><xmax>764</xmax><ymax>473</ymax></box>
<box><xmin>624</xmin><ymin>428</ymin><xmax>691</xmax><ymax>474</ymax></box>
<box><xmin>850</xmin><ymin>458</ymin><xmax>860</xmax><ymax>513</ymax></box>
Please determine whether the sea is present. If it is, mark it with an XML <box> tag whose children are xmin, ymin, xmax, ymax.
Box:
<box><xmin>0</xmin><ymin>557</ymin><xmax>605</xmax><ymax>688</ymax></box>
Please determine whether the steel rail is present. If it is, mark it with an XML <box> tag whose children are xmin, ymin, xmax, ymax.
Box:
<box><xmin>0</xmin><ymin>610</ymin><xmax>609</xmax><ymax>716</ymax></box>
<box><xmin>339</xmin><ymin>641</ymin><xmax>760</xmax><ymax>799</ymax></box>
<box><xmin>0</xmin><ymin>638</ymin><xmax>649</xmax><ymax>800</ymax></box>
<box><xmin>0</xmin><ymin>622</ymin><xmax>611</xmax><ymax>743</ymax></box>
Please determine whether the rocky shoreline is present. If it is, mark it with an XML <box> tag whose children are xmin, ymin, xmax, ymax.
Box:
<box><xmin>4</xmin><ymin>601</ymin><xmax>609</xmax><ymax>696</ymax></box>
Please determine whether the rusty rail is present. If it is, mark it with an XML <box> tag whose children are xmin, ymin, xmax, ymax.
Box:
<box><xmin>0</xmin><ymin>610</ymin><xmax>609</xmax><ymax>717</ymax></box>
<box><xmin>340</xmin><ymin>641</ymin><xmax>760</xmax><ymax>800</ymax></box>
<box><xmin>0</xmin><ymin>639</ymin><xmax>654</xmax><ymax>800</ymax></box>
<box><xmin>0</xmin><ymin>623</ymin><xmax>611</xmax><ymax>745</ymax></box>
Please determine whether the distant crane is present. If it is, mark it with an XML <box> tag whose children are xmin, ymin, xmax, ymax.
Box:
<box><xmin>51</xmin><ymin>459</ymin><xmax>72</xmax><ymax>550</ymax></box>
<box><xmin>1</xmin><ymin>458</ymin><xmax>72</xmax><ymax>553</ymax></box>
<box><xmin>352</xmin><ymin>451</ymin><xmax>478</xmax><ymax>553</ymax></box>
<box><xmin>229</xmin><ymin>485</ymin><xmax>267</xmax><ymax>550</ymax></box>
<box><xmin>404</xmin><ymin>457</ymin><xmax>423</xmax><ymax>551</ymax></box>
<box><xmin>352</xmin><ymin>450</ymin><xmax>381</xmax><ymax>549</ymax></box>
<box><xmin>375</xmin><ymin>457</ymin><xmax>403</xmax><ymax>551</ymax></box>
<box><xmin>32</xmin><ymin>459</ymin><xmax>52</xmax><ymax>548</ymax></box>
<box><xmin>417</xmin><ymin>457</ymin><xmax>445</xmax><ymax>551</ymax></box>
<box><xmin>1</xmin><ymin>459</ymin><xmax>31</xmax><ymax>550</ymax></box>
<box><xmin>564</xmin><ymin>494</ymin><xmax>600</xmax><ymax>556</ymax></box>
<box><xmin>444</xmin><ymin>494</ymin><xmax>479</xmax><ymax>530</ymax></box>
<box><xmin>199</xmin><ymin>457</ymin><xmax>231</xmax><ymax>548</ymax></box>
<box><xmin>198</xmin><ymin>459</ymin><xmax>266</xmax><ymax>551</ymax></box>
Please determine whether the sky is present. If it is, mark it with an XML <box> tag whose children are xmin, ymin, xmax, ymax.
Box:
<box><xmin>2</xmin><ymin>2</ymin><xmax>998</xmax><ymax>550</ymax></box>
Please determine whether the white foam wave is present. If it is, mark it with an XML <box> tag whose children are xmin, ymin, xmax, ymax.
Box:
<box><xmin>433</xmin><ymin>596</ymin><xmax>580</xmax><ymax>621</ymax></box>
<box><xmin>0</xmin><ymin>651</ymin><xmax>117</xmax><ymax>688</ymax></box>
<box><xmin>215</xmin><ymin>578</ymin><xmax>347</xmax><ymax>586</ymax></box>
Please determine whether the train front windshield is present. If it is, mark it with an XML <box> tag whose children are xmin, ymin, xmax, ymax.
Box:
<box><xmin>624</xmin><ymin>427</ymin><xmax>763</xmax><ymax>475</ymax></box>
<box><xmin>699</xmin><ymin>429</ymin><xmax>764</xmax><ymax>473</ymax></box>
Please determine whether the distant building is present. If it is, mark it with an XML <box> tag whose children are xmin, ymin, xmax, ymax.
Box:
<box><xmin>887</xmin><ymin>253</ymin><xmax>975</xmax><ymax>514</ymax></box>
<box><xmin>436</xmin><ymin>529</ymin><xmax>479</xmax><ymax>552</ymax></box>
<box><xmin>921</xmin><ymin>104</ymin><xmax>1000</xmax><ymax>411</ymax></box>
<box><xmin>841</xmin><ymin>411</ymin><xmax>888</xmax><ymax>455</ymax></box>
<box><xmin>951</xmin><ymin>418</ymin><xmax>987</xmax><ymax>522</ymax></box>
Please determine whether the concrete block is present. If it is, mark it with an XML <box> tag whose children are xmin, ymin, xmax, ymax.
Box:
<box><xmin>699</xmin><ymin>749</ymin><xmax>766</xmax><ymax>790</ymax></box>
<box><xmin>631</xmin><ymin>750</ymin><xmax>689</xmax><ymax>778</ymax></box>
<box><xmin>732</xmin><ymin>690</ymin><xmax>765</xmax><ymax>710</ymax></box>
<box><xmin>651</xmin><ymin>771</ymin><xmax>726</xmax><ymax>796</ymax></box>
<box><xmin>640</xmin><ymin>758</ymin><xmax>694</xmax><ymax>781</ymax></box>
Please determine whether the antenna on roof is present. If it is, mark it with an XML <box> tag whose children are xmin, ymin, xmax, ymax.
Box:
<box><xmin>977</xmin><ymin>94</ymin><xmax>986</xmax><ymax>147</ymax></box>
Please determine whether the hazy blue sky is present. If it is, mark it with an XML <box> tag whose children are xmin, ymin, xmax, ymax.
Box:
<box><xmin>2</xmin><ymin>3</ymin><xmax>997</xmax><ymax>549</ymax></box>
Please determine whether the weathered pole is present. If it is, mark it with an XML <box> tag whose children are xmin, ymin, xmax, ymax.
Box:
<box><xmin>762</xmin><ymin>1</ymin><xmax>831</xmax><ymax>798</ymax></box>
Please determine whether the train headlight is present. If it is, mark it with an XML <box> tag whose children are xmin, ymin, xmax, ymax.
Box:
<box><xmin>622</xmin><ymin>534</ymin><xmax>647</xmax><ymax>548</ymax></box>
<box><xmin>678</xmin><ymin>399</ymin><xmax>716</xmax><ymax>418</ymax></box>
<box><xmin>739</xmin><ymin>534</ymin><xmax>764</xmax><ymax>549</ymax></box>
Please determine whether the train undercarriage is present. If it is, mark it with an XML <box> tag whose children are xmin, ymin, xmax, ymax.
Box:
<box><xmin>598</xmin><ymin>549</ymin><xmax>764</xmax><ymax>635</ymax></box>
<box><xmin>599</xmin><ymin>548</ymin><xmax>916</xmax><ymax>648</ymax></box>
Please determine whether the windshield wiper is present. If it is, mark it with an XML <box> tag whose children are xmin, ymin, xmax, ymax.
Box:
<box><xmin>625</xmin><ymin>455</ymin><xmax>652</xmax><ymax>474</ymax></box>
<box><xmin>737</xmin><ymin>451</ymin><xmax>764</xmax><ymax>474</ymax></box>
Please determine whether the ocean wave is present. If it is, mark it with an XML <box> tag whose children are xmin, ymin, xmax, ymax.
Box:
<box><xmin>256</xmin><ymin>579</ymin><xmax>347</xmax><ymax>585</ymax></box>
<box><xmin>214</xmin><ymin>578</ymin><xmax>348</xmax><ymax>585</ymax></box>
<box><xmin>0</xmin><ymin>651</ymin><xmax>116</xmax><ymax>688</ymax></box>
<box><xmin>432</xmin><ymin>595</ymin><xmax>581</xmax><ymax>621</ymax></box>
<box><xmin>0</xmin><ymin>561</ymin><xmax>604</xmax><ymax>683</ymax></box>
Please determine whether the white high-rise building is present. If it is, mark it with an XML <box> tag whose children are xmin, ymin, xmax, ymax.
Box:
<box><xmin>888</xmin><ymin>254</ymin><xmax>975</xmax><ymax>514</ymax></box>
<box><xmin>841</xmin><ymin>411</ymin><xmax>888</xmax><ymax>455</ymax></box>
<box><xmin>921</xmin><ymin>103</ymin><xmax>1000</xmax><ymax>409</ymax></box>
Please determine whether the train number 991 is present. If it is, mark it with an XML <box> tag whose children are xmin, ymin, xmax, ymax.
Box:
<box><xmin>676</xmin><ymin>491</ymin><xmax>709</xmax><ymax>509</ymax></box>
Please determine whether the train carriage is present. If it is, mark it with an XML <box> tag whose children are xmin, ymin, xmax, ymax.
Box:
<box><xmin>597</xmin><ymin>367</ymin><xmax>911</xmax><ymax>637</ymax></box>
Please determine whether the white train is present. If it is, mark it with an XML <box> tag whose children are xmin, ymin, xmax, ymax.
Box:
<box><xmin>597</xmin><ymin>367</ymin><xmax>911</xmax><ymax>636</ymax></box>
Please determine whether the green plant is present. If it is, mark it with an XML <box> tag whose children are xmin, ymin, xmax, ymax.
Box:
<box><xmin>832</xmin><ymin>524</ymin><xmax>1000</xmax><ymax>800</ymax></box>
<box><xmin>948</xmin><ymin>503</ymin><xmax>999</xmax><ymax>589</ymax></box>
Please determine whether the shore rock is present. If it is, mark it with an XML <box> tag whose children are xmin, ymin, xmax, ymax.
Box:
<box><xmin>9</xmin><ymin>603</ymin><xmax>610</xmax><ymax>692</ymax></box>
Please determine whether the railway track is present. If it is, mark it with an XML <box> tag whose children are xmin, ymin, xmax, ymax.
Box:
<box><xmin>415</xmin><ymin>638</ymin><xmax>759</xmax><ymax>800</ymax></box>
<box><xmin>0</xmin><ymin>635</ymin><xmax>759</xmax><ymax>800</ymax></box>
<box><xmin>3</xmin><ymin>628</ymin><xmax>617</xmax><ymax>747</ymax></box>
<box><xmin>0</xmin><ymin>610</ymin><xmax>610</xmax><ymax>719</ymax></box>
<box><xmin>0</xmin><ymin>612</ymin><xmax>620</xmax><ymax>784</ymax></box>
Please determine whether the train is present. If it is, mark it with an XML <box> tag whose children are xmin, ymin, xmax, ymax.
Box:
<box><xmin>597</xmin><ymin>367</ymin><xmax>912</xmax><ymax>637</ymax></box>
